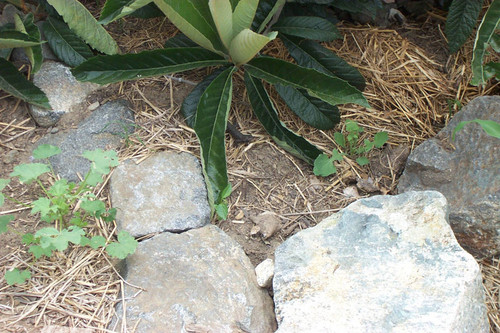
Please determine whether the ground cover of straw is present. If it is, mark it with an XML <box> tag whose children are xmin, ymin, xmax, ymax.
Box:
<box><xmin>0</xmin><ymin>4</ymin><xmax>499</xmax><ymax>332</ymax></box>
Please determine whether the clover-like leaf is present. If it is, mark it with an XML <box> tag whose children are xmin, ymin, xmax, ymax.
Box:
<box><xmin>82</xmin><ymin>149</ymin><xmax>119</xmax><ymax>175</ymax></box>
<box><xmin>31</xmin><ymin>197</ymin><xmax>53</xmax><ymax>217</ymax></box>
<box><xmin>106</xmin><ymin>231</ymin><xmax>137</xmax><ymax>259</ymax></box>
<box><xmin>5</xmin><ymin>268</ymin><xmax>31</xmax><ymax>285</ymax></box>
<box><xmin>29</xmin><ymin>244</ymin><xmax>54</xmax><ymax>259</ymax></box>
<box><xmin>87</xmin><ymin>235</ymin><xmax>107</xmax><ymax>249</ymax></box>
<box><xmin>33</xmin><ymin>144</ymin><xmax>61</xmax><ymax>159</ymax></box>
<box><xmin>313</xmin><ymin>153</ymin><xmax>337</xmax><ymax>177</ymax></box>
<box><xmin>0</xmin><ymin>215</ymin><xmax>14</xmax><ymax>234</ymax></box>
<box><xmin>10</xmin><ymin>163</ymin><xmax>50</xmax><ymax>184</ymax></box>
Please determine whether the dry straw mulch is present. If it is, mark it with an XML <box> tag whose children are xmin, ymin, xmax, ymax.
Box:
<box><xmin>1</xmin><ymin>9</ymin><xmax>499</xmax><ymax>333</ymax></box>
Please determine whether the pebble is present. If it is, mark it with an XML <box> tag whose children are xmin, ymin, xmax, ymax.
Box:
<box><xmin>255</xmin><ymin>258</ymin><xmax>274</xmax><ymax>288</ymax></box>
<box><xmin>3</xmin><ymin>150</ymin><xmax>18</xmax><ymax>164</ymax></box>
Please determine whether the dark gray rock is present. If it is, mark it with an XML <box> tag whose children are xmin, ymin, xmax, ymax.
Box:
<box><xmin>110</xmin><ymin>151</ymin><xmax>210</xmax><ymax>237</ymax></box>
<box><xmin>273</xmin><ymin>191</ymin><xmax>489</xmax><ymax>332</ymax></box>
<box><xmin>113</xmin><ymin>225</ymin><xmax>277</xmax><ymax>333</ymax></box>
<box><xmin>36</xmin><ymin>100</ymin><xmax>134</xmax><ymax>182</ymax></box>
<box><xmin>29</xmin><ymin>61</ymin><xmax>102</xmax><ymax>127</ymax></box>
<box><xmin>398</xmin><ymin>96</ymin><xmax>500</xmax><ymax>258</ymax></box>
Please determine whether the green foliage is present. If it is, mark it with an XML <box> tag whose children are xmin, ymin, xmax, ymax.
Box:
<box><xmin>1</xmin><ymin>145</ymin><xmax>137</xmax><ymax>285</ymax></box>
<box><xmin>314</xmin><ymin>120</ymin><xmax>388</xmax><ymax>177</ymax></box>
<box><xmin>445</xmin><ymin>0</ymin><xmax>483</xmax><ymax>54</ymax></box>
<box><xmin>5</xmin><ymin>268</ymin><xmax>31</xmax><ymax>286</ymax></box>
<box><xmin>72</xmin><ymin>0</ymin><xmax>369</xmax><ymax>219</ymax></box>
<box><xmin>452</xmin><ymin>119</ymin><xmax>500</xmax><ymax>140</ymax></box>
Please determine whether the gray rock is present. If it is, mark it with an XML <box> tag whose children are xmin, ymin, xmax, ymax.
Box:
<box><xmin>273</xmin><ymin>191</ymin><xmax>489</xmax><ymax>333</ymax></box>
<box><xmin>0</xmin><ymin>4</ymin><xmax>22</xmax><ymax>26</ymax></box>
<box><xmin>29</xmin><ymin>61</ymin><xmax>102</xmax><ymax>127</ymax></box>
<box><xmin>36</xmin><ymin>100</ymin><xmax>135</xmax><ymax>182</ymax></box>
<box><xmin>110</xmin><ymin>151</ymin><xmax>210</xmax><ymax>237</ymax></box>
<box><xmin>255</xmin><ymin>258</ymin><xmax>274</xmax><ymax>288</ymax></box>
<box><xmin>398</xmin><ymin>96</ymin><xmax>500</xmax><ymax>258</ymax></box>
<box><xmin>113</xmin><ymin>225</ymin><xmax>277</xmax><ymax>333</ymax></box>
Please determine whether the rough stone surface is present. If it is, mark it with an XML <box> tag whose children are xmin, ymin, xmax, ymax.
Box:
<box><xmin>255</xmin><ymin>258</ymin><xmax>274</xmax><ymax>288</ymax></box>
<box><xmin>30</xmin><ymin>61</ymin><xmax>102</xmax><ymax>127</ymax></box>
<box><xmin>110</xmin><ymin>150</ymin><xmax>210</xmax><ymax>236</ymax></box>
<box><xmin>114</xmin><ymin>225</ymin><xmax>277</xmax><ymax>332</ymax></box>
<box><xmin>398</xmin><ymin>96</ymin><xmax>500</xmax><ymax>258</ymax></box>
<box><xmin>273</xmin><ymin>191</ymin><xmax>489</xmax><ymax>333</ymax></box>
<box><xmin>36</xmin><ymin>100</ymin><xmax>135</xmax><ymax>182</ymax></box>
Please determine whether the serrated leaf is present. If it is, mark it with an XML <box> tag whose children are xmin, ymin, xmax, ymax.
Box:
<box><xmin>209</xmin><ymin>0</ymin><xmax>233</xmax><ymax>49</ymax></box>
<box><xmin>80</xmin><ymin>199</ymin><xmax>106</xmax><ymax>216</ymax></box>
<box><xmin>274</xmin><ymin>16</ymin><xmax>341</xmax><ymax>41</ymax></box>
<box><xmin>31</xmin><ymin>197</ymin><xmax>53</xmax><ymax>217</ymax></box>
<box><xmin>194</xmin><ymin>66</ymin><xmax>235</xmax><ymax>209</ymax></box>
<box><xmin>33</xmin><ymin>144</ymin><xmax>61</xmax><ymax>159</ymax></box>
<box><xmin>36</xmin><ymin>226</ymin><xmax>84</xmax><ymax>251</ymax></box>
<box><xmin>164</xmin><ymin>33</ymin><xmax>199</xmax><ymax>48</ymax></box>
<box><xmin>82</xmin><ymin>149</ymin><xmax>119</xmax><ymax>175</ymax></box>
<box><xmin>106</xmin><ymin>231</ymin><xmax>137</xmax><ymax>259</ymax></box>
<box><xmin>43</xmin><ymin>17</ymin><xmax>94</xmax><ymax>67</ymax></box>
<box><xmin>229</xmin><ymin>29</ymin><xmax>277</xmax><ymax>66</ymax></box>
<box><xmin>445</xmin><ymin>0</ymin><xmax>483</xmax><ymax>53</ymax></box>
<box><xmin>29</xmin><ymin>244</ymin><xmax>54</xmax><ymax>259</ymax></box>
<box><xmin>313</xmin><ymin>153</ymin><xmax>337</xmax><ymax>177</ymax></box>
<box><xmin>86</xmin><ymin>170</ymin><xmax>104</xmax><ymax>187</ymax></box>
<box><xmin>153</xmin><ymin>0</ymin><xmax>225</xmax><ymax>55</ymax></box>
<box><xmin>181</xmin><ymin>67</ymin><xmax>227</xmax><ymax>127</ymax></box>
<box><xmin>345</xmin><ymin>119</ymin><xmax>361</xmax><ymax>133</ymax></box>
<box><xmin>232</xmin><ymin>0</ymin><xmax>259</xmax><ymax>37</ymax></box>
<box><xmin>245</xmin><ymin>56</ymin><xmax>370</xmax><ymax>108</ymax></box>
<box><xmin>244</xmin><ymin>72</ymin><xmax>322</xmax><ymax>165</ymax></box>
<box><xmin>99</xmin><ymin>0</ymin><xmax>153</xmax><ymax>25</ymax></box>
<box><xmin>471</xmin><ymin>0</ymin><xmax>500</xmax><ymax>86</ymax></box>
<box><xmin>373</xmin><ymin>132</ymin><xmax>388</xmax><ymax>148</ymax></box>
<box><xmin>0</xmin><ymin>215</ymin><xmax>15</xmax><ymax>234</ymax></box>
<box><xmin>10</xmin><ymin>163</ymin><xmax>50</xmax><ymax>184</ymax></box>
<box><xmin>274</xmin><ymin>84</ymin><xmax>339</xmax><ymax>130</ymax></box>
<box><xmin>0</xmin><ymin>30</ymin><xmax>42</xmax><ymax>48</ymax></box>
<box><xmin>5</xmin><ymin>268</ymin><xmax>31</xmax><ymax>285</ymax></box>
<box><xmin>280</xmin><ymin>34</ymin><xmax>365</xmax><ymax>90</ymax></box>
<box><xmin>356</xmin><ymin>156</ymin><xmax>370</xmax><ymax>166</ymax></box>
<box><xmin>88</xmin><ymin>235</ymin><xmax>107</xmax><ymax>249</ymax></box>
<box><xmin>47</xmin><ymin>0</ymin><xmax>119</xmax><ymax>55</ymax></box>
<box><xmin>0</xmin><ymin>58</ymin><xmax>51</xmax><ymax>109</ymax></box>
<box><xmin>72</xmin><ymin>47</ymin><xmax>228</xmax><ymax>85</ymax></box>
<box><xmin>22</xmin><ymin>233</ymin><xmax>35</xmax><ymax>245</ymax></box>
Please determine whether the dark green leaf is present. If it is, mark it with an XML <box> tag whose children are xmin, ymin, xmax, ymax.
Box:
<box><xmin>99</xmin><ymin>0</ymin><xmax>153</xmax><ymax>24</ymax></box>
<box><xmin>43</xmin><ymin>17</ymin><xmax>94</xmax><ymax>67</ymax></box>
<box><xmin>274</xmin><ymin>16</ymin><xmax>341</xmax><ymax>41</ymax></box>
<box><xmin>0</xmin><ymin>58</ymin><xmax>51</xmax><ymax>109</ymax></box>
<box><xmin>214</xmin><ymin>203</ymin><xmax>229</xmax><ymax>220</ymax></box>
<box><xmin>130</xmin><ymin>2</ymin><xmax>164</xmax><ymax>18</ymax></box>
<box><xmin>329</xmin><ymin>0</ymin><xmax>382</xmax><ymax>14</ymax></box>
<box><xmin>244</xmin><ymin>72</ymin><xmax>322</xmax><ymax>165</ymax></box>
<box><xmin>181</xmin><ymin>67</ymin><xmax>229</xmax><ymax>128</ymax></box>
<box><xmin>252</xmin><ymin>0</ymin><xmax>286</xmax><ymax>33</ymax></box>
<box><xmin>194</xmin><ymin>66</ymin><xmax>235</xmax><ymax>208</ymax></box>
<box><xmin>280</xmin><ymin>34</ymin><xmax>365</xmax><ymax>90</ymax></box>
<box><xmin>445</xmin><ymin>0</ymin><xmax>483</xmax><ymax>53</ymax></box>
<box><xmin>274</xmin><ymin>84</ymin><xmax>339</xmax><ymax>130</ymax></box>
<box><xmin>72</xmin><ymin>47</ymin><xmax>228</xmax><ymax>84</ymax></box>
<box><xmin>164</xmin><ymin>33</ymin><xmax>199</xmax><ymax>48</ymax></box>
<box><xmin>20</xmin><ymin>13</ymin><xmax>43</xmax><ymax>73</ymax></box>
<box><xmin>484</xmin><ymin>62</ymin><xmax>500</xmax><ymax>80</ymax></box>
<box><xmin>0</xmin><ymin>30</ymin><xmax>42</xmax><ymax>48</ymax></box>
<box><xmin>245</xmin><ymin>56</ymin><xmax>370</xmax><ymax>108</ymax></box>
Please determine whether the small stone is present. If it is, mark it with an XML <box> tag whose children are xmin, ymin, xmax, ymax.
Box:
<box><xmin>255</xmin><ymin>258</ymin><xmax>274</xmax><ymax>288</ymax></box>
<box><xmin>356</xmin><ymin>177</ymin><xmax>379</xmax><ymax>193</ymax></box>
<box><xmin>50</xmin><ymin>127</ymin><xmax>59</xmax><ymax>134</ymax></box>
<box><xmin>250</xmin><ymin>211</ymin><xmax>281</xmax><ymax>240</ymax></box>
<box><xmin>342</xmin><ymin>185</ymin><xmax>360</xmax><ymax>198</ymax></box>
<box><xmin>88</xmin><ymin>101</ymin><xmax>100</xmax><ymax>111</ymax></box>
<box><xmin>3</xmin><ymin>150</ymin><xmax>18</xmax><ymax>164</ymax></box>
<box><xmin>235</xmin><ymin>210</ymin><xmax>245</xmax><ymax>220</ymax></box>
<box><xmin>250</xmin><ymin>225</ymin><xmax>261</xmax><ymax>236</ymax></box>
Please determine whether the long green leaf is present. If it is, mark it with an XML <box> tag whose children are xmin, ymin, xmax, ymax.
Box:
<box><xmin>72</xmin><ymin>47</ymin><xmax>229</xmax><ymax>84</ymax></box>
<box><xmin>47</xmin><ymin>0</ymin><xmax>119</xmax><ymax>55</ymax></box>
<box><xmin>0</xmin><ymin>58</ymin><xmax>51</xmax><ymax>109</ymax></box>
<box><xmin>471</xmin><ymin>0</ymin><xmax>500</xmax><ymax>86</ymax></box>
<box><xmin>43</xmin><ymin>17</ymin><xmax>94</xmax><ymax>67</ymax></box>
<box><xmin>16</xmin><ymin>14</ymin><xmax>43</xmax><ymax>73</ymax></box>
<box><xmin>232</xmin><ymin>0</ymin><xmax>258</xmax><ymax>37</ymax></box>
<box><xmin>0</xmin><ymin>31</ymin><xmax>42</xmax><ymax>48</ymax></box>
<box><xmin>181</xmin><ymin>67</ymin><xmax>228</xmax><ymax>127</ymax></box>
<box><xmin>273</xmin><ymin>16</ymin><xmax>341</xmax><ymax>42</ymax></box>
<box><xmin>153</xmin><ymin>0</ymin><xmax>225</xmax><ymax>55</ymax></box>
<box><xmin>194</xmin><ymin>66</ymin><xmax>236</xmax><ymax>210</ymax></box>
<box><xmin>274</xmin><ymin>84</ymin><xmax>339</xmax><ymax>130</ymax></box>
<box><xmin>245</xmin><ymin>56</ymin><xmax>370</xmax><ymax>108</ymax></box>
<box><xmin>99</xmin><ymin>0</ymin><xmax>153</xmax><ymax>25</ymax></box>
<box><xmin>229</xmin><ymin>29</ymin><xmax>277</xmax><ymax>66</ymax></box>
<box><xmin>244</xmin><ymin>72</ymin><xmax>322</xmax><ymax>165</ymax></box>
<box><xmin>164</xmin><ymin>33</ymin><xmax>199</xmax><ymax>48</ymax></box>
<box><xmin>252</xmin><ymin>0</ymin><xmax>285</xmax><ymax>33</ymax></box>
<box><xmin>209</xmin><ymin>0</ymin><xmax>233</xmax><ymax>49</ymax></box>
<box><xmin>452</xmin><ymin>119</ymin><xmax>500</xmax><ymax>140</ymax></box>
<box><xmin>445</xmin><ymin>0</ymin><xmax>483</xmax><ymax>53</ymax></box>
<box><xmin>280</xmin><ymin>34</ymin><xmax>365</xmax><ymax>90</ymax></box>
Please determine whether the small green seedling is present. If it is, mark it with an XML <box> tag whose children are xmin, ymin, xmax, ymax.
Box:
<box><xmin>214</xmin><ymin>183</ymin><xmax>232</xmax><ymax>220</ymax></box>
<box><xmin>0</xmin><ymin>144</ymin><xmax>137</xmax><ymax>285</ymax></box>
<box><xmin>314</xmin><ymin>120</ymin><xmax>388</xmax><ymax>177</ymax></box>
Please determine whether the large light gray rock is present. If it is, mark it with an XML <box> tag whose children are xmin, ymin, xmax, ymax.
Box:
<box><xmin>29</xmin><ymin>61</ymin><xmax>102</xmax><ymax>127</ymax></box>
<box><xmin>273</xmin><ymin>191</ymin><xmax>489</xmax><ymax>333</ymax></box>
<box><xmin>110</xmin><ymin>151</ymin><xmax>210</xmax><ymax>236</ymax></box>
<box><xmin>36</xmin><ymin>100</ymin><xmax>135</xmax><ymax>182</ymax></box>
<box><xmin>398</xmin><ymin>96</ymin><xmax>500</xmax><ymax>258</ymax></box>
<box><xmin>114</xmin><ymin>225</ymin><xmax>277</xmax><ymax>332</ymax></box>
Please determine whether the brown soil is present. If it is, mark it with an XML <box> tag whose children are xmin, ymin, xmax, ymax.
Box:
<box><xmin>0</xmin><ymin>1</ymin><xmax>499</xmax><ymax>332</ymax></box>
